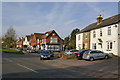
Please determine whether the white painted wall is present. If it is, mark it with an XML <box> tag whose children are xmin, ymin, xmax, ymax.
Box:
<box><xmin>118</xmin><ymin>22</ymin><xmax>120</xmax><ymax>56</ymax></box>
<box><xmin>90</xmin><ymin>23</ymin><xmax>119</xmax><ymax>55</ymax></box>
<box><xmin>23</xmin><ymin>37</ymin><xmax>30</xmax><ymax>47</ymax></box>
<box><xmin>76</xmin><ymin>33</ymin><xmax>83</xmax><ymax>50</ymax></box>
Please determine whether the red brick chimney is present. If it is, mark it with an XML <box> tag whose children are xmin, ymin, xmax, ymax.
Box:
<box><xmin>97</xmin><ymin>14</ymin><xmax>103</xmax><ymax>24</ymax></box>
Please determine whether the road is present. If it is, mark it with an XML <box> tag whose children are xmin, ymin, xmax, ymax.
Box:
<box><xmin>2</xmin><ymin>52</ymin><xmax>119</xmax><ymax>78</ymax></box>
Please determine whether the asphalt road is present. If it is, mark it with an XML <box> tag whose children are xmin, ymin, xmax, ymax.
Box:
<box><xmin>2</xmin><ymin>52</ymin><xmax>119</xmax><ymax>78</ymax></box>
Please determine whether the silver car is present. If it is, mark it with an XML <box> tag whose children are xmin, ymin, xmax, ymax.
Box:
<box><xmin>82</xmin><ymin>50</ymin><xmax>110</xmax><ymax>61</ymax></box>
<box><xmin>65</xmin><ymin>49</ymin><xmax>79</xmax><ymax>55</ymax></box>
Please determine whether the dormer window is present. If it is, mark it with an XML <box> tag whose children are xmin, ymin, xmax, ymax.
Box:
<box><xmin>46</xmin><ymin>33</ymin><xmax>48</xmax><ymax>36</ymax></box>
<box><xmin>53</xmin><ymin>33</ymin><xmax>55</xmax><ymax>36</ymax></box>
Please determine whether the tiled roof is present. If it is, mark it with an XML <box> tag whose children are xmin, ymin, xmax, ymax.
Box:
<box><xmin>42</xmin><ymin>30</ymin><xmax>55</xmax><ymax>39</ymax></box>
<box><xmin>26</xmin><ymin>35</ymin><xmax>33</xmax><ymax>41</ymax></box>
<box><xmin>80</xmin><ymin>14</ymin><xmax>120</xmax><ymax>33</ymax></box>
<box><xmin>34</xmin><ymin>33</ymin><xmax>45</xmax><ymax>39</ymax></box>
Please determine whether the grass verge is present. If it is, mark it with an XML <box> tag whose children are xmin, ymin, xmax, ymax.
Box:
<box><xmin>0</xmin><ymin>48</ymin><xmax>24</xmax><ymax>54</ymax></box>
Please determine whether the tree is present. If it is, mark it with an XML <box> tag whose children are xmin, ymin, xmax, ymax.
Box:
<box><xmin>64</xmin><ymin>36</ymin><xmax>70</xmax><ymax>46</ymax></box>
<box><xmin>2</xmin><ymin>27</ymin><xmax>17</xmax><ymax>48</ymax></box>
<box><xmin>69</xmin><ymin>28</ymin><xmax>80</xmax><ymax>49</ymax></box>
<box><xmin>0</xmin><ymin>37</ymin><xmax>2</xmax><ymax>48</ymax></box>
<box><xmin>64</xmin><ymin>28</ymin><xmax>80</xmax><ymax>50</ymax></box>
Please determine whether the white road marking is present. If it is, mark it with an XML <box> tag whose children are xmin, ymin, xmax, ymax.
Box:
<box><xmin>16</xmin><ymin>63</ymin><xmax>38</xmax><ymax>73</ymax></box>
<box><xmin>5</xmin><ymin>58</ymin><xmax>13</xmax><ymax>62</ymax></box>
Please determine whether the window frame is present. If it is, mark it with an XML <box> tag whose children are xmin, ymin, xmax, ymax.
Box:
<box><xmin>108</xmin><ymin>27</ymin><xmax>111</xmax><ymax>35</ymax></box>
<box><xmin>93</xmin><ymin>31</ymin><xmax>96</xmax><ymax>38</ymax></box>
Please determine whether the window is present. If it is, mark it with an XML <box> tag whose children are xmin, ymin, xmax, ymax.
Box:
<box><xmin>85</xmin><ymin>32</ymin><xmax>87</xmax><ymax>39</ymax></box>
<box><xmin>78</xmin><ymin>35</ymin><xmax>80</xmax><ymax>40</ymax></box>
<box><xmin>110</xmin><ymin>42</ymin><xmax>112</xmax><ymax>49</ymax></box>
<box><xmin>108</xmin><ymin>27</ymin><xmax>111</xmax><ymax>35</ymax></box>
<box><xmin>91</xmin><ymin>51</ymin><xmax>98</xmax><ymax>54</ymax></box>
<box><xmin>33</xmin><ymin>41</ymin><xmax>35</xmax><ymax>43</ymax></box>
<box><xmin>93</xmin><ymin>31</ymin><xmax>96</xmax><ymax>38</ymax></box>
<box><xmin>37</xmin><ymin>39</ymin><xmax>39</xmax><ymax>43</ymax></box>
<box><xmin>100</xmin><ymin>29</ymin><xmax>102</xmax><ymax>36</ymax></box>
<box><xmin>50</xmin><ymin>37</ymin><xmax>58</xmax><ymax>43</ymax></box>
<box><xmin>93</xmin><ymin>43</ymin><xmax>96</xmax><ymax>49</ymax></box>
<box><xmin>107</xmin><ymin>42</ymin><xmax>113</xmax><ymax>50</ymax></box>
<box><xmin>85</xmin><ymin>43</ymin><xmax>87</xmax><ymax>49</ymax></box>
<box><xmin>53</xmin><ymin>33</ymin><xmax>55</xmax><ymax>36</ymax></box>
<box><xmin>78</xmin><ymin>44</ymin><xmax>81</xmax><ymax>50</ymax></box>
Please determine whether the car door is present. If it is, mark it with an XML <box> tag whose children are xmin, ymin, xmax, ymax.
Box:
<box><xmin>97</xmin><ymin>51</ymin><xmax>105</xmax><ymax>58</ymax></box>
<box><xmin>90</xmin><ymin>51</ymin><xmax>99</xmax><ymax>59</ymax></box>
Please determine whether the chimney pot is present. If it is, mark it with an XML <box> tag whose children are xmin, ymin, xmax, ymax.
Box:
<box><xmin>97</xmin><ymin>14</ymin><xmax>103</xmax><ymax>24</ymax></box>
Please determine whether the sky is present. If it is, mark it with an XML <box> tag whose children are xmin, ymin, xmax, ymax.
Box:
<box><xmin>2</xmin><ymin>2</ymin><xmax>118</xmax><ymax>39</ymax></box>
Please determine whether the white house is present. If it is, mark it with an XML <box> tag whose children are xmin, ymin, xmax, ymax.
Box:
<box><xmin>76</xmin><ymin>14</ymin><xmax>120</xmax><ymax>56</ymax></box>
<box><xmin>23</xmin><ymin>35</ymin><xmax>33</xmax><ymax>48</ymax></box>
<box><xmin>76</xmin><ymin>33</ymin><xmax>83</xmax><ymax>50</ymax></box>
<box><xmin>90</xmin><ymin>14</ymin><xmax>120</xmax><ymax>55</ymax></box>
<box><xmin>118</xmin><ymin>22</ymin><xmax>120</xmax><ymax>56</ymax></box>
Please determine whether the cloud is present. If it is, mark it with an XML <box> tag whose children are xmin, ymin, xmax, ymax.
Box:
<box><xmin>64</xmin><ymin>19</ymin><xmax>76</xmax><ymax>25</ymax></box>
<box><xmin>2</xmin><ymin>2</ymin><xmax>118</xmax><ymax>39</ymax></box>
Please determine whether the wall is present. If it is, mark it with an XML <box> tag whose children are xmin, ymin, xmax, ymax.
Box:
<box><xmin>118</xmin><ymin>22</ymin><xmax>120</xmax><ymax>56</ymax></box>
<box><xmin>76</xmin><ymin>33</ymin><xmax>83</xmax><ymax>50</ymax></box>
<box><xmin>83</xmin><ymin>32</ymin><xmax>90</xmax><ymax>49</ymax></box>
<box><xmin>30</xmin><ymin>35</ymin><xmax>37</xmax><ymax>47</ymax></box>
<box><xmin>46</xmin><ymin>32</ymin><xmax>61</xmax><ymax>44</ymax></box>
<box><xmin>90</xmin><ymin>23</ymin><xmax>118</xmax><ymax>55</ymax></box>
<box><xmin>23</xmin><ymin>37</ymin><xmax>30</xmax><ymax>47</ymax></box>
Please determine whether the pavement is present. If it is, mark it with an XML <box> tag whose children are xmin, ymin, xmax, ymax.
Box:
<box><xmin>2</xmin><ymin>52</ymin><xmax>119</xmax><ymax>78</ymax></box>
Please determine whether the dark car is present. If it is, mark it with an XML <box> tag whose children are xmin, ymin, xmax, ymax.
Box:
<box><xmin>75</xmin><ymin>50</ymin><xmax>89</xmax><ymax>60</ymax></box>
<box><xmin>40</xmin><ymin>50</ymin><xmax>54</xmax><ymax>60</ymax></box>
<box><xmin>31</xmin><ymin>49</ymin><xmax>37</xmax><ymax>53</ymax></box>
<box><xmin>38</xmin><ymin>50</ymin><xmax>44</xmax><ymax>54</ymax></box>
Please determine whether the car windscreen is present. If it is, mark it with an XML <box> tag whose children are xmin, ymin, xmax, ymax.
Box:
<box><xmin>42</xmin><ymin>51</ymin><xmax>50</xmax><ymax>54</ymax></box>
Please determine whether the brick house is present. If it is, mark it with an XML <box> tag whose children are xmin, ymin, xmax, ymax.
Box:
<box><xmin>30</xmin><ymin>33</ymin><xmax>44</xmax><ymax>49</ymax></box>
<box><xmin>30</xmin><ymin>30</ymin><xmax>63</xmax><ymax>51</ymax></box>
<box><xmin>41</xmin><ymin>30</ymin><xmax>62</xmax><ymax>51</ymax></box>
<box><xmin>16</xmin><ymin>37</ymin><xmax>24</xmax><ymax>48</ymax></box>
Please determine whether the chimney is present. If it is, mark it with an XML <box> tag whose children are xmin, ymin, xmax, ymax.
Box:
<box><xmin>22</xmin><ymin>37</ymin><xmax>24</xmax><ymax>40</ymax></box>
<box><xmin>19</xmin><ymin>37</ymin><xmax>21</xmax><ymax>40</ymax></box>
<box><xmin>31</xmin><ymin>34</ymin><xmax>33</xmax><ymax>36</ymax></box>
<box><xmin>97</xmin><ymin>14</ymin><xmax>103</xmax><ymax>24</ymax></box>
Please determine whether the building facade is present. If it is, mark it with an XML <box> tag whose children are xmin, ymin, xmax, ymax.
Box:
<box><xmin>41</xmin><ymin>30</ymin><xmax>62</xmax><ymax>51</ymax></box>
<box><xmin>118</xmin><ymin>22</ymin><xmax>120</xmax><ymax>56</ymax></box>
<box><xmin>76</xmin><ymin>14</ymin><xmax>120</xmax><ymax>55</ymax></box>
<box><xmin>90</xmin><ymin>23</ymin><xmax>119</xmax><ymax>55</ymax></box>
<box><xmin>76</xmin><ymin>33</ymin><xmax>83</xmax><ymax>50</ymax></box>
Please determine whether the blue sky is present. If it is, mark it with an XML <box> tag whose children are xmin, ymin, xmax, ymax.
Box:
<box><xmin>2</xmin><ymin>2</ymin><xmax>118</xmax><ymax>39</ymax></box>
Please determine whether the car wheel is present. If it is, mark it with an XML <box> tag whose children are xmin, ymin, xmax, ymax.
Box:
<box><xmin>40</xmin><ymin>57</ymin><xmax>42</xmax><ymax>60</ymax></box>
<box><xmin>105</xmin><ymin>55</ymin><xmax>109</xmax><ymax>59</ymax></box>
<box><xmin>90</xmin><ymin>57</ymin><xmax>94</xmax><ymax>61</ymax></box>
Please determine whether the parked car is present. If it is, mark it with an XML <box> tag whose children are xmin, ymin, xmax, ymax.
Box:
<box><xmin>82</xmin><ymin>50</ymin><xmax>110</xmax><ymax>61</ymax></box>
<box><xmin>75</xmin><ymin>50</ymin><xmax>89</xmax><ymax>60</ymax></box>
<box><xmin>65</xmin><ymin>49</ymin><xmax>79</xmax><ymax>55</ymax></box>
<box><xmin>27</xmin><ymin>49</ymin><xmax>32</xmax><ymax>53</ymax></box>
<box><xmin>40</xmin><ymin>50</ymin><xmax>54</xmax><ymax>60</ymax></box>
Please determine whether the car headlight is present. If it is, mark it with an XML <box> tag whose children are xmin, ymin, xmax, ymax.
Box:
<box><xmin>41</xmin><ymin>55</ymin><xmax>44</xmax><ymax>57</ymax></box>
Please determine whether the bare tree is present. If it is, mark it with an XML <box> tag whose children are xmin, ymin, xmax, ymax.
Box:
<box><xmin>2</xmin><ymin>27</ymin><xmax>17</xmax><ymax>48</ymax></box>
